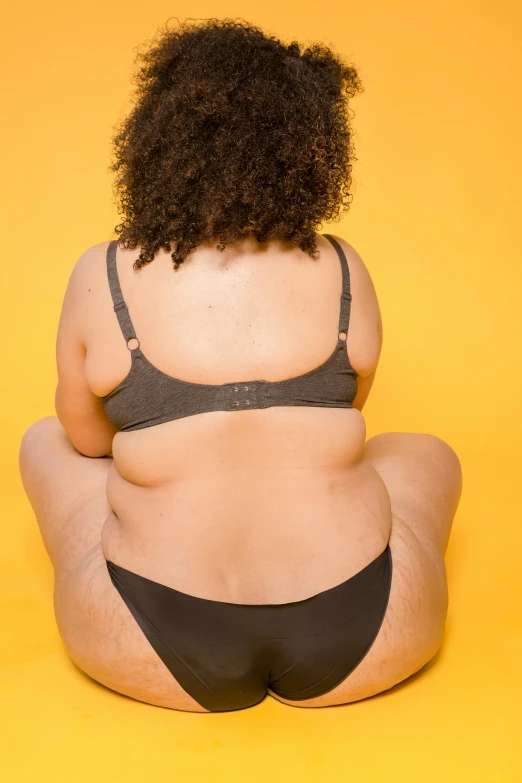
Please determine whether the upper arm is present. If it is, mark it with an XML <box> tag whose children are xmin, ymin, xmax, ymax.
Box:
<box><xmin>351</xmin><ymin>366</ymin><xmax>377</xmax><ymax>411</ymax></box>
<box><xmin>55</xmin><ymin>245</ymin><xmax>118</xmax><ymax>457</ymax></box>
<box><xmin>329</xmin><ymin>235</ymin><xmax>383</xmax><ymax>411</ymax></box>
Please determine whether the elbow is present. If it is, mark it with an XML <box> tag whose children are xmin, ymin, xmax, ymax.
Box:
<box><xmin>66</xmin><ymin>430</ymin><xmax>113</xmax><ymax>458</ymax></box>
<box><xmin>55</xmin><ymin>413</ymin><xmax>114</xmax><ymax>459</ymax></box>
<box><xmin>76</xmin><ymin>444</ymin><xmax>113</xmax><ymax>459</ymax></box>
<box><xmin>55</xmin><ymin>392</ymin><xmax>115</xmax><ymax>459</ymax></box>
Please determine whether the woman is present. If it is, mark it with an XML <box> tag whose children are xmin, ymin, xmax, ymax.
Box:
<box><xmin>19</xmin><ymin>18</ymin><xmax>462</xmax><ymax>713</ymax></box>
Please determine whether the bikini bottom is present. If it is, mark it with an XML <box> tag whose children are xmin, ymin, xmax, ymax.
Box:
<box><xmin>106</xmin><ymin>543</ymin><xmax>392</xmax><ymax>712</ymax></box>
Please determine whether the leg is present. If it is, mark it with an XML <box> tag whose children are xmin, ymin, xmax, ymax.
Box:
<box><xmin>19</xmin><ymin>416</ymin><xmax>210</xmax><ymax>712</ymax></box>
<box><xmin>269</xmin><ymin>432</ymin><xmax>463</xmax><ymax>707</ymax></box>
<box><xmin>363</xmin><ymin>432</ymin><xmax>462</xmax><ymax>556</ymax></box>
<box><xmin>19</xmin><ymin>416</ymin><xmax>112</xmax><ymax>577</ymax></box>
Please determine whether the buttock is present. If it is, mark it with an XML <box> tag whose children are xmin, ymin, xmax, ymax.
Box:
<box><xmin>104</xmin><ymin>544</ymin><xmax>393</xmax><ymax>712</ymax></box>
<box><xmin>270</xmin><ymin>512</ymin><xmax>450</xmax><ymax>708</ymax></box>
<box><xmin>54</xmin><ymin>510</ymin><xmax>447</xmax><ymax>712</ymax></box>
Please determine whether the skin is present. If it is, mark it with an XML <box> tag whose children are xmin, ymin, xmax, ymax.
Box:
<box><xmin>19</xmin><ymin>233</ymin><xmax>462</xmax><ymax>711</ymax></box>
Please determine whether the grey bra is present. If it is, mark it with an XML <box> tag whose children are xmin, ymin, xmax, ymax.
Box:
<box><xmin>101</xmin><ymin>234</ymin><xmax>358</xmax><ymax>432</ymax></box>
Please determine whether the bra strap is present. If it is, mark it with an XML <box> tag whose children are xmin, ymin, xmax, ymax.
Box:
<box><xmin>322</xmin><ymin>234</ymin><xmax>352</xmax><ymax>335</ymax></box>
<box><xmin>106</xmin><ymin>240</ymin><xmax>139</xmax><ymax>349</ymax></box>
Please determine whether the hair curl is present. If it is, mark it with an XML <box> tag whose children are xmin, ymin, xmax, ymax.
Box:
<box><xmin>109</xmin><ymin>17</ymin><xmax>364</xmax><ymax>270</ymax></box>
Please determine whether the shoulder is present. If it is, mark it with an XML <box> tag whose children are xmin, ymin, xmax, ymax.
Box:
<box><xmin>58</xmin><ymin>242</ymin><xmax>112</xmax><ymax>335</ymax></box>
<box><xmin>324</xmin><ymin>234</ymin><xmax>372</xmax><ymax>281</ymax></box>
<box><xmin>324</xmin><ymin>234</ymin><xmax>381</xmax><ymax>305</ymax></box>
<box><xmin>324</xmin><ymin>233</ymin><xmax>383</xmax><ymax>361</ymax></box>
<box><xmin>61</xmin><ymin>241</ymin><xmax>112</xmax><ymax>311</ymax></box>
<box><xmin>66</xmin><ymin>241</ymin><xmax>111</xmax><ymax>289</ymax></box>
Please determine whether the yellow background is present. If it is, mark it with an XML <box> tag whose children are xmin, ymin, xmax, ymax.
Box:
<box><xmin>1</xmin><ymin>1</ymin><xmax>521</xmax><ymax>780</ymax></box>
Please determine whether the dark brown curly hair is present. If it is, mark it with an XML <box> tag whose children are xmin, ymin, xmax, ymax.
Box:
<box><xmin>109</xmin><ymin>17</ymin><xmax>364</xmax><ymax>270</ymax></box>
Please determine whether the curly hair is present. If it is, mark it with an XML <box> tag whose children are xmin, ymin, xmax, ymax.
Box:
<box><xmin>109</xmin><ymin>17</ymin><xmax>364</xmax><ymax>270</ymax></box>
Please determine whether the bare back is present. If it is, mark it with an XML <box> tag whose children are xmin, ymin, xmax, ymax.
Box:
<box><xmin>59</xmin><ymin>232</ymin><xmax>389</xmax><ymax>603</ymax></box>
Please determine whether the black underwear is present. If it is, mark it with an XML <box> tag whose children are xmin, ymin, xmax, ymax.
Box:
<box><xmin>106</xmin><ymin>544</ymin><xmax>392</xmax><ymax>712</ymax></box>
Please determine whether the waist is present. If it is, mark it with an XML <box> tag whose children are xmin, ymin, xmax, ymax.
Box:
<box><xmin>102</xmin><ymin>460</ymin><xmax>392</xmax><ymax>604</ymax></box>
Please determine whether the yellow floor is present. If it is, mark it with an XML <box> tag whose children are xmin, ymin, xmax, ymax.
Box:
<box><xmin>1</xmin><ymin>440</ymin><xmax>520</xmax><ymax>782</ymax></box>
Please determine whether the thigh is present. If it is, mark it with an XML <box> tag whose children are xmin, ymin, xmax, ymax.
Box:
<box><xmin>19</xmin><ymin>416</ymin><xmax>113</xmax><ymax>576</ymax></box>
<box><xmin>269</xmin><ymin>432</ymin><xmax>463</xmax><ymax>708</ymax></box>
<box><xmin>19</xmin><ymin>416</ymin><xmax>210</xmax><ymax>712</ymax></box>
<box><xmin>364</xmin><ymin>432</ymin><xmax>463</xmax><ymax>559</ymax></box>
